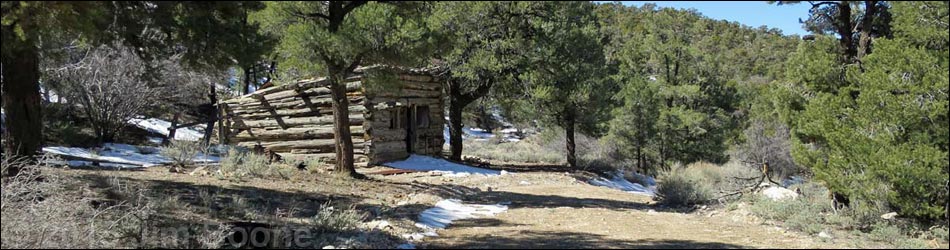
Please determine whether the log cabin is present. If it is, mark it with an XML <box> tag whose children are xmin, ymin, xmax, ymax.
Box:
<box><xmin>217</xmin><ymin>66</ymin><xmax>444</xmax><ymax>166</ymax></box>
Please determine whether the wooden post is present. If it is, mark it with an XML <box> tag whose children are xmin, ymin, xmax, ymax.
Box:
<box><xmin>202</xmin><ymin>82</ymin><xmax>218</xmax><ymax>146</ymax></box>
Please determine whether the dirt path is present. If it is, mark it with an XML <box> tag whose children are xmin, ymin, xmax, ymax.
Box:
<box><xmin>382</xmin><ymin>172</ymin><xmax>843</xmax><ymax>249</ymax></box>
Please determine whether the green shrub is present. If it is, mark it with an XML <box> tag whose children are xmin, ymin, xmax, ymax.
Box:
<box><xmin>787</xmin><ymin>211</ymin><xmax>826</xmax><ymax>235</ymax></box>
<box><xmin>892</xmin><ymin>238</ymin><xmax>930</xmax><ymax>249</ymax></box>
<box><xmin>750</xmin><ymin>182</ymin><xmax>832</xmax><ymax>233</ymax></box>
<box><xmin>218</xmin><ymin>147</ymin><xmax>296</xmax><ymax>180</ymax></box>
<box><xmin>311</xmin><ymin>204</ymin><xmax>367</xmax><ymax>233</ymax></box>
<box><xmin>462</xmin><ymin>139</ymin><xmax>563</xmax><ymax>164</ymax></box>
<box><xmin>869</xmin><ymin>222</ymin><xmax>904</xmax><ymax>242</ymax></box>
<box><xmin>656</xmin><ymin>163</ymin><xmax>717</xmax><ymax>206</ymax></box>
<box><xmin>928</xmin><ymin>226</ymin><xmax>948</xmax><ymax>242</ymax></box>
<box><xmin>160</xmin><ymin>140</ymin><xmax>203</xmax><ymax>167</ymax></box>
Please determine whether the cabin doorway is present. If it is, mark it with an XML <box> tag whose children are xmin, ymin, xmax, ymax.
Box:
<box><xmin>405</xmin><ymin>106</ymin><xmax>416</xmax><ymax>154</ymax></box>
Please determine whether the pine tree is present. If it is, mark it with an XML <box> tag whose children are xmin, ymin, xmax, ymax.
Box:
<box><xmin>784</xmin><ymin>1</ymin><xmax>949</xmax><ymax>220</ymax></box>
<box><xmin>1</xmin><ymin>1</ymin><xmax>271</xmax><ymax>175</ymax></box>
<box><xmin>427</xmin><ymin>1</ymin><xmax>537</xmax><ymax>161</ymax></box>
<box><xmin>252</xmin><ymin>1</ymin><xmax>432</xmax><ymax>177</ymax></box>
<box><xmin>518</xmin><ymin>1</ymin><xmax>610</xmax><ymax>168</ymax></box>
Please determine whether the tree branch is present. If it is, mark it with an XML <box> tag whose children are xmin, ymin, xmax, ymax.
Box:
<box><xmin>809</xmin><ymin>1</ymin><xmax>842</xmax><ymax>8</ymax></box>
<box><xmin>341</xmin><ymin>1</ymin><xmax>368</xmax><ymax>16</ymax></box>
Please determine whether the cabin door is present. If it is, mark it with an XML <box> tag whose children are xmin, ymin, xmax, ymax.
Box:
<box><xmin>405</xmin><ymin>105</ymin><xmax>416</xmax><ymax>154</ymax></box>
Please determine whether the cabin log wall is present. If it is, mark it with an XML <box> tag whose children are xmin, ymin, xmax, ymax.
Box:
<box><xmin>219</xmin><ymin>67</ymin><xmax>444</xmax><ymax>167</ymax></box>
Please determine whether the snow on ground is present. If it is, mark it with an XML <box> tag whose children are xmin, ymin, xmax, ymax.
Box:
<box><xmin>442</xmin><ymin>125</ymin><xmax>524</xmax><ymax>145</ymax></box>
<box><xmin>400</xmin><ymin>199</ymin><xmax>509</xmax><ymax>248</ymax></box>
<box><xmin>128</xmin><ymin>117</ymin><xmax>205</xmax><ymax>141</ymax></box>
<box><xmin>42</xmin><ymin>143</ymin><xmax>219</xmax><ymax>168</ymax></box>
<box><xmin>588</xmin><ymin>171</ymin><xmax>657</xmax><ymax>197</ymax></box>
<box><xmin>415</xmin><ymin>199</ymin><xmax>509</xmax><ymax>230</ymax></box>
<box><xmin>383</xmin><ymin>154</ymin><xmax>503</xmax><ymax>177</ymax></box>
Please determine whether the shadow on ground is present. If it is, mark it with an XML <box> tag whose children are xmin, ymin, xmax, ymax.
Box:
<box><xmin>391</xmin><ymin>181</ymin><xmax>676</xmax><ymax>213</ymax></box>
<box><xmin>420</xmin><ymin>230</ymin><xmax>748</xmax><ymax>249</ymax></box>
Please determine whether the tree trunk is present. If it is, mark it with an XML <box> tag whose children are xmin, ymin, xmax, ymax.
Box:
<box><xmin>243</xmin><ymin>66</ymin><xmax>253</xmax><ymax>95</ymax></box>
<box><xmin>564</xmin><ymin>110</ymin><xmax>577</xmax><ymax>168</ymax></box>
<box><xmin>1</xmin><ymin>40</ymin><xmax>43</xmax><ymax>175</ymax></box>
<box><xmin>856</xmin><ymin>0</ymin><xmax>877</xmax><ymax>61</ymax></box>
<box><xmin>203</xmin><ymin>82</ymin><xmax>218</xmax><ymax>145</ymax></box>
<box><xmin>328</xmin><ymin>67</ymin><xmax>357</xmax><ymax>177</ymax></box>
<box><xmin>163</xmin><ymin>113</ymin><xmax>180</xmax><ymax>146</ymax></box>
<box><xmin>445</xmin><ymin>78</ymin><xmax>493</xmax><ymax>162</ymax></box>
<box><xmin>836</xmin><ymin>1</ymin><xmax>856</xmax><ymax>62</ymax></box>
<box><xmin>636</xmin><ymin>145</ymin><xmax>643</xmax><ymax>172</ymax></box>
<box><xmin>448</xmin><ymin>95</ymin><xmax>465</xmax><ymax>162</ymax></box>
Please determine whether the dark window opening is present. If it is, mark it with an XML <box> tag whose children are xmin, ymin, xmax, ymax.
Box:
<box><xmin>390</xmin><ymin>108</ymin><xmax>405</xmax><ymax>129</ymax></box>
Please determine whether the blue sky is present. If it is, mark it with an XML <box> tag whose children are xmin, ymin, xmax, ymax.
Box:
<box><xmin>602</xmin><ymin>1</ymin><xmax>813</xmax><ymax>36</ymax></box>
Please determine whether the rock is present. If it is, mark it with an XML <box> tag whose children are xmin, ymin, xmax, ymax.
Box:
<box><xmin>647</xmin><ymin>209</ymin><xmax>658</xmax><ymax>214</ymax></box>
<box><xmin>189</xmin><ymin>166</ymin><xmax>209</xmax><ymax>176</ymax></box>
<box><xmin>762</xmin><ymin>186</ymin><xmax>799</xmax><ymax>201</ymax></box>
<box><xmin>519</xmin><ymin>181</ymin><xmax>531</xmax><ymax>185</ymax></box>
<box><xmin>500</xmin><ymin>170</ymin><xmax>509</xmax><ymax>175</ymax></box>
<box><xmin>365</xmin><ymin>220</ymin><xmax>392</xmax><ymax>230</ymax></box>
<box><xmin>818</xmin><ymin>231</ymin><xmax>833</xmax><ymax>239</ymax></box>
<box><xmin>322</xmin><ymin>246</ymin><xmax>336</xmax><ymax>249</ymax></box>
<box><xmin>881</xmin><ymin>212</ymin><xmax>898</xmax><ymax>220</ymax></box>
<box><xmin>402</xmin><ymin>233</ymin><xmax>426</xmax><ymax>241</ymax></box>
<box><xmin>168</xmin><ymin>166</ymin><xmax>182</xmax><ymax>173</ymax></box>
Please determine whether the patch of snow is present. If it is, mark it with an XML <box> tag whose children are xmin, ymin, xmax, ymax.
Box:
<box><xmin>147</xmin><ymin>136</ymin><xmax>164</xmax><ymax>145</ymax></box>
<box><xmin>415</xmin><ymin>199</ymin><xmax>508</xmax><ymax>230</ymax></box>
<box><xmin>67</xmin><ymin>160</ymin><xmax>93</xmax><ymax>167</ymax></box>
<box><xmin>383</xmin><ymin>154</ymin><xmax>501</xmax><ymax>177</ymax></box>
<box><xmin>589</xmin><ymin>171</ymin><xmax>657</xmax><ymax>197</ymax></box>
<box><xmin>636</xmin><ymin>172</ymin><xmax>658</xmax><ymax>186</ymax></box>
<box><xmin>499</xmin><ymin>128</ymin><xmax>518</xmax><ymax>134</ymax></box>
<box><xmin>464</xmin><ymin>127</ymin><xmax>495</xmax><ymax>139</ymax></box>
<box><xmin>401</xmin><ymin>199</ymin><xmax>508</xmax><ymax>246</ymax></box>
<box><xmin>441</xmin><ymin>115</ymin><xmax>525</xmax><ymax>145</ymax></box>
<box><xmin>762</xmin><ymin>186</ymin><xmax>799</xmax><ymax>201</ymax></box>
<box><xmin>128</xmin><ymin>117</ymin><xmax>204</xmax><ymax>141</ymax></box>
<box><xmin>42</xmin><ymin>143</ymin><xmax>219</xmax><ymax>168</ymax></box>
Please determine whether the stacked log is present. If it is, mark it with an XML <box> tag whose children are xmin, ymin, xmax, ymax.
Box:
<box><xmin>220</xmin><ymin>76</ymin><xmax>371</xmax><ymax>164</ymax></box>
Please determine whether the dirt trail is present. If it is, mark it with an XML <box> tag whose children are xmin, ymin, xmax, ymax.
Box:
<box><xmin>381</xmin><ymin>172</ymin><xmax>844</xmax><ymax>249</ymax></box>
